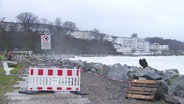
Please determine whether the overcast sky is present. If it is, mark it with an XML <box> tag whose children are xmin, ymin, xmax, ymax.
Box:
<box><xmin>1</xmin><ymin>0</ymin><xmax>184</xmax><ymax>41</ymax></box>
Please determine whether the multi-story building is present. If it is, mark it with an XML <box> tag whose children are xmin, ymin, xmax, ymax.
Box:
<box><xmin>71</xmin><ymin>31</ymin><xmax>95</xmax><ymax>40</ymax></box>
<box><xmin>150</xmin><ymin>43</ymin><xmax>169</xmax><ymax>54</ymax></box>
<box><xmin>113</xmin><ymin>36</ymin><xmax>150</xmax><ymax>55</ymax></box>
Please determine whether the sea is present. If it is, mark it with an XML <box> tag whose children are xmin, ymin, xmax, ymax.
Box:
<box><xmin>69</xmin><ymin>55</ymin><xmax>184</xmax><ymax>74</ymax></box>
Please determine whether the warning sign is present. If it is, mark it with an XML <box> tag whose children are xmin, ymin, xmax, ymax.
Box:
<box><xmin>41</xmin><ymin>35</ymin><xmax>51</xmax><ymax>50</ymax></box>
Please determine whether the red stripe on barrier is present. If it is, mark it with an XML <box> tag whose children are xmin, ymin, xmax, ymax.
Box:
<box><xmin>58</xmin><ymin>70</ymin><xmax>63</xmax><ymax>76</ymax></box>
<box><xmin>77</xmin><ymin>70</ymin><xmax>79</xmax><ymax>76</ymax></box>
<box><xmin>67</xmin><ymin>70</ymin><xmax>72</xmax><ymax>76</ymax></box>
<box><xmin>30</xmin><ymin>88</ymin><xmax>33</xmax><ymax>90</ymax></box>
<box><xmin>57</xmin><ymin>87</ymin><xmax>62</xmax><ymax>90</ymax></box>
<box><xmin>76</xmin><ymin>87</ymin><xmax>79</xmax><ymax>91</ymax></box>
<box><xmin>48</xmin><ymin>69</ymin><xmax>53</xmax><ymax>76</ymax></box>
<box><xmin>38</xmin><ymin>69</ymin><xmax>43</xmax><ymax>75</ymax></box>
<box><xmin>37</xmin><ymin>87</ymin><xmax>42</xmax><ymax>90</ymax></box>
<box><xmin>30</xmin><ymin>69</ymin><xmax>33</xmax><ymax>75</ymax></box>
<box><xmin>67</xmin><ymin>87</ymin><xmax>72</xmax><ymax>90</ymax></box>
<box><xmin>47</xmin><ymin>87</ymin><xmax>52</xmax><ymax>90</ymax></box>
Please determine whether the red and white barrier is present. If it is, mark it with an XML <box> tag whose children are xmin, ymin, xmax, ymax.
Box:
<box><xmin>28</xmin><ymin>67</ymin><xmax>80</xmax><ymax>91</ymax></box>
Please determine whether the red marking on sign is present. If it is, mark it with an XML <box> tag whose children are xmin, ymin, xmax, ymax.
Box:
<box><xmin>43</xmin><ymin>35</ymin><xmax>49</xmax><ymax>42</ymax></box>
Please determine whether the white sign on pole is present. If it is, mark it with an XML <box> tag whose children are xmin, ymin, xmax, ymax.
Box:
<box><xmin>41</xmin><ymin>35</ymin><xmax>51</xmax><ymax>50</ymax></box>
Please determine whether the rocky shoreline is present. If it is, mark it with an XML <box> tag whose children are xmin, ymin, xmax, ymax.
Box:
<box><xmin>64</xmin><ymin>59</ymin><xmax>184</xmax><ymax>102</ymax></box>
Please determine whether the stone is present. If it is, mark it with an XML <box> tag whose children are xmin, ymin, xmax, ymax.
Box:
<box><xmin>168</xmin><ymin>75</ymin><xmax>184</xmax><ymax>94</ymax></box>
<box><xmin>107</xmin><ymin>63</ymin><xmax>129</xmax><ymax>80</ymax></box>
<box><xmin>73</xmin><ymin>60</ymin><xmax>85</xmax><ymax>68</ymax></box>
<box><xmin>173</xmin><ymin>85</ymin><xmax>184</xmax><ymax>97</ymax></box>
<box><xmin>162</xmin><ymin>69</ymin><xmax>180</xmax><ymax>85</ymax></box>
<box><xmin>83</xmin><ymin>62</ymin><xmax>93</xmax><ymax>71</ymax></box>
<box><xmin>155</xmin><ymin>80</ymin><xmax>168</xmax><ymax>100</ymax></box>
<box><xmin>129</xmin><ymin>66</ymin><xmax>163</xmax><ymax>80</ymax></box>
<box><xmin>165</xmin><ymin>69</ymin><xmax>179</xmax><ymax>74</ymax></box>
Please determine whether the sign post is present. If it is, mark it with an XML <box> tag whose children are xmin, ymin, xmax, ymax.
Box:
<box><xmin>41</xmin><ymin>35</ymin><xmax>51</xmax><ymax>50</ymax></box>
<box><xmin>41</xmin><ymin>35</ymin><xmax>51</xmax><ymax>66</ymax></box>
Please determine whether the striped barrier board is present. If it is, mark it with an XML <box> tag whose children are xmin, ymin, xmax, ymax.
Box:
<box><xmin>28</xmin><ymin>67</ymin><xmax>80</xmax><ymax>91</ymax></box>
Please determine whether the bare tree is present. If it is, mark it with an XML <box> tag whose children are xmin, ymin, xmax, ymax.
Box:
<box><xmin>8</xmin><ymin>23</ymin><xmax>17</xmax><ymax>32</ymax></box>
<box><xmin>55</xmin><ymin>17</ymin><xmax>62</xmax><ymax>27</ymax></box>
<box><xmin>54</xmin><ymin>17</ymin><xmax>63</xmax><ymax>34</ymax></box>
<box><xmin>63</xmin><ymin>21</ymin><xmax>76</xmax><ymax>30</ymax></box>
<box><xmin>48</xmin><ymin>22</ymin><xmax>54</xmax><ymax>35</ymax></box>
<box><xmin>62</xmin><ymin>21</ymin><xmax>76</xmax><ymax>35</ymax></box>
<box><xmin>40</xmin><ymin>18</ymin><xmax>48</xmax><ymax>33</ymax></box>
<box><xmin>16</xmin><ymin>12</ymin><xmax>38</xmax><ymax>32</ymax></box>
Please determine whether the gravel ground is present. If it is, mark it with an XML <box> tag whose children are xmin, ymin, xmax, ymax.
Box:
<box><xmin>80</xmin><ymin>71</ymin><xmax>169</xmax><ymax>104</ymax></box>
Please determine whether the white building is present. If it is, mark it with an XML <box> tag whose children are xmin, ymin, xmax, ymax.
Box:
<box><xmin>113</xmin><ymin>36</ymin><xmax>150</xmax><ymax>54</ymax></box>
<box><xmin>71</xmin><ymin>31</ymin><xmax>95</xmax><ymax>40</ymax></box>
<box><xmin>113</xmin><ymin>44</ymin><xmax>132</xmax><ymax>54</ymax></box>
<box><xmin>150</xmin><ymin>43</ymin><xmax>169</xmax><ymax>54</ymax></box>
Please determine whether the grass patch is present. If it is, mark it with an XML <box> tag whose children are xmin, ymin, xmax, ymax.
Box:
<box><xmin>0</xmin><ymin>54</ymin><xmax>6</xmax><ymax>60</ymax></box>
<box><xmin>10</xmin><ymin>64</ymin><xmax>24</xmax><ymax>75</ymax></box>
<box><xmin>0</xmin><ymin>66</ymin><xmax>5</xmax><ymax>74</ymax></box>
<box><xmin>0</xmin><ymin>63</ymin><xmax>24</xmax><ymax>103</ymax></box>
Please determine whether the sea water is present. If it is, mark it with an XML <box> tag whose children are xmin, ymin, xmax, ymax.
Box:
<box><xmin>70</xmin><ymin>56</ymin><xmax>184</xmax><ymax>74</ymax></box>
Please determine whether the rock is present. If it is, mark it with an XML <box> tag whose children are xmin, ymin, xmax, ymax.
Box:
<box><xmin>143</xmin><ymin>71</ymin><xmax>163</xmax><ymax>80</ymax></box>
<box><xmin>165</xmin><ymin>69</ymin><xmax>179</xmax><ymax>74</ymax></box>
<box><xmin>92</xmin><ymin>63</ymin><xmax>110</xmax><ymax>76</ymax></box>
<box><xmin>168</xmin><ymin>75</ymin><xmax>184</xmax><ymax>94</ymax></box>
<box><xmin>162</xmin><ymin>69</ymin><xmax>180</xmax><ymax>85</ymax></box>
<box><xmin>83</xmin><ymin>62</ymin><xmax>92</xmax><ymax>71</ymax></box>
<box><xmin>89</xmin><ymin>67</ymin><xmax>97</xmax><ymax>73</ymax></box>
<box><xmin>175</xmin><ymin>90</ymin><xmax>184</xmax><ymax>97</ymax></box>
<box><xmin>73</xmin><ymin>60</ymin><xmax>85</xmax><ymax>68</ymax></box>
<box><xmin>102</xmin><ymin>65</ymin><xmax>111</xmax><ymax>77</ymax></box>
<box><xmin>164</xmin><ymin>94</ymin><xmax>181</xmax><ymax>104</ymax></box>
<box><xmin>173</xmin><ymin>85</ymin><xmax>184</xmax><ymax>97</ymax></box>
<box><xmin>129</xmin><ymin>66</ymin><xmax>163</xmax><ymax>80</ymax></box>
<box><xmin>93</xmin><ymin>63</ymin><xmax>103</xmax><ymax>73</ymax></box>
<box><xmin>155</xmin><ymin>80</ymin><xmax>168</xmax><ymax>100</ymax></box>
<box><xmin>107</xmin><ymin>63</ymin><xmax>129</xmax><ymax>80</ymax></box>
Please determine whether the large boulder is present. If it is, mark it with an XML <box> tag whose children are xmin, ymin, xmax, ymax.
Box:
<box><xmin>155</xmin><ymin>80</ymin><xmax>168</xmax><ymax>100</ymax></box>
<box><xmin>165</xmin><ymin>69</ymin><xmax>179</xmax><ymax>74</ymax></box>
<box><xmin>168</xmin><ymin>75</ymin><xmax>184</xmax><ymax>95</ymax></box>
<box><xmin>73</xmin><ymin>60</ymin><xmax>85</xmax><ymax>68</ymax></box>
<box><xmin>92</xmin><ymin>63</ymin><xmax>110</xmax><ymax>76</ymax></box>
<box><xmin>173</xmin><ymin>85</ymin><xmax>184</xmax><ymax>97</ymax></box>
<box><xmin>129</xmin><ymin>66</ymin><xmax>163</xmax><ymax>80</ymax></box>
<box><xmin>83</xmin><ymin>61</ymin><xmax>93</xmax><ymax>71</ymax></box>
<box><xmin>107</xmin><ymin>63</ymin><xmax>129</xmax><ymax>80</ymax></box>
<box><xmin>162</xmin><ymin>69</ymin><xmax>180</xmax><ymax>85</ymax></box>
